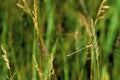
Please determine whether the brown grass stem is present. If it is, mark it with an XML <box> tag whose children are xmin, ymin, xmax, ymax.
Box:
<box><xmin>67</xmin><ymin>44</ymin><xmax>93</xmax><ymax>57</ymax></box>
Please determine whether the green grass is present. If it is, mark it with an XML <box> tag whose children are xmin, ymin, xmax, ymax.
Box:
<box><xmin>0</xmin><ymin>0</ymin><xmax>120</xmax><ymax>80</ymax></box>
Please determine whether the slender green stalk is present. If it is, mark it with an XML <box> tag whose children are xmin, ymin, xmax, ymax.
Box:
<box><xmin>32</xmin><ymin>29</ymin><xmax>37</xmax><ymax>80</ymax></box>
<box><xmin>45</xmin><ymin>0</ymin><xmax>55</xmax><ymax>51</ymax></box>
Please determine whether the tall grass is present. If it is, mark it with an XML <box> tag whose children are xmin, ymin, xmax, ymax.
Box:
<box><xmin>0</xmin><ymin>0</ymin><xmax>120</xmax><ymax>80</ymax></box>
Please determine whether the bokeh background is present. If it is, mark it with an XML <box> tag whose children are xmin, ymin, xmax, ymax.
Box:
<box><xmin>0</xmin><ymin>0</ymin><xmax>120</xmax><ymax>80</ymax></box>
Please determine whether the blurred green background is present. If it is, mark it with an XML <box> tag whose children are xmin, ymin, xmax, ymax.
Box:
<box><xmin>0</xmin><ymin>0</ymin><xmax>120</xmax><ymax>80</ymax></box>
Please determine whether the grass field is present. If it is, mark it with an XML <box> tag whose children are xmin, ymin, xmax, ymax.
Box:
<box><xmin>0</xmin><ymin>0</ymin><xmax>120</xmax><ymax>80</ymax></box>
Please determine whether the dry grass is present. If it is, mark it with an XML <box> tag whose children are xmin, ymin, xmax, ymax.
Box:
<box><xmin>1</xmin><ymin>45</ymin><xmax>10</xmax><ymax>70</ymax></box>
<box><xmin>17</xmin><ymin>0</ymin><xmax>46</xmax><ymax>52</ymax></box>
<box><xmin>90</xmin><ymin>0</ymin><xmax>110</xmax><ymax>79</ymax></box>
<box><xmin>1</xmin><ymin>44</ymin><xmax>15</xmax><ymax>80</ymax></box>
<box><xmin>33</xmin><ymin>55</ymin><xmax>43</xmax><ymax>78</ymax></box>
<box><xmin>70</xmin><ymin>0</ymin><xmax>110</xmax><ymax>80</ymax></box>
<box><xmin>17</xmin><ymin>0</ymin><xmax>54</xmax><ymax>80</ymax></box>
<box><xmin>1</xmin><ymin>0</ymin><xmax>119</xmax><ymax>80</ymax></box>
<box><xmin>94</xmin><ymin>0</ymin><xmax>110</xmax><ymax>26</ymax></box>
